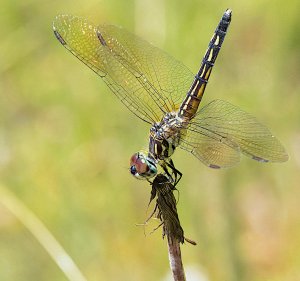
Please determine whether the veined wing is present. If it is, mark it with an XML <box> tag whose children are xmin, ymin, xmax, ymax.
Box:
<box><xmin>53</xmin><ymin>15</ymin><xmax>194</xmax><ymax>124</ymax></box>
<box><xmin>180</xmin><ymin>99</ymin><xmax>288</xmax><ymax>168</ymax></box>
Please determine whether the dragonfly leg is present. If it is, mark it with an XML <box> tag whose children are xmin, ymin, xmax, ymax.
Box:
<box><xmin>168</xmin><ymin>159</ymin><xmax>182</xmax><ymax>186</ymax></box>
<box><xmin>162</xmin><ymin>159</ymin><xmax>182</xmax><ymax>186</ymax></box>
<box><xmin>161</xmin><ymin>164</ymin><xmax>174</xmax><ymax>183</ymax></box>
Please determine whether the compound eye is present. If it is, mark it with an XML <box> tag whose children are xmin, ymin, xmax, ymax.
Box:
<box><xmin>130</xmin><ymin>153</ymin><xmax>149</xmax><ymax>174</ymax></box>
<box><xmin>130</xmin><ymin>165</ymin><xmax>137</xmax><ymax>175</ymax></box>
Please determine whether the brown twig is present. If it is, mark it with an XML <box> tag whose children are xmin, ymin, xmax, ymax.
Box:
<box><xmin>167</xmin><ymin>234</ymin><xmax>186</xmax><ymax>281</ymax></box>
<box><xmin>148</xmin><ymin>174</ymin><xmax>196</xmax><ymax>281</ymax></box>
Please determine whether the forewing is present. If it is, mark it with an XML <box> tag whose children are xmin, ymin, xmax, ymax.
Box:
<box><xmin>53</xmin><ymin>15</ymin><xmax>194</xmax><ymax>124</ymax></box>
<box><xmin>180</xmin><ymin>99</ymin><xmax>288</xmax><ymax>168</ymax></box>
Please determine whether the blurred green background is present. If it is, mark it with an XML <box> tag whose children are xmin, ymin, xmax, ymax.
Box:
<box><xmin>0</xmin><ymin>0</ymin><xmax>299</xmax><ymax>280</ymax></box>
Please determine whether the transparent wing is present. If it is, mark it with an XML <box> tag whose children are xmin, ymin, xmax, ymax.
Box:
<box><xmin>53</xmin><ymin>15</ymin><xmax>194</xmax><ymax>124</ymax></box>
<box><xmin>180</xmin><ymin>99</ymin><xmax>288</xmax><ymax>168</ymax></box>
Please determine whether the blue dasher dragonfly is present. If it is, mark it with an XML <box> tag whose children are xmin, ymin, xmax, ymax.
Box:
<box><xmin>53</xmin><ymin>9</ymin><xmax>288</xmax><ymax>184</ymax></box>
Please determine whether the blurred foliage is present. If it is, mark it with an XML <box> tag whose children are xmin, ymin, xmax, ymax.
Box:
<box><xmin>0</xmin><ymin>0</ymin><xmax>299</xmax><ymax>281</ymax></box>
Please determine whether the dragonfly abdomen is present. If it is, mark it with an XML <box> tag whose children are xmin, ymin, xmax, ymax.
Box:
<box><xmin>178</xmin><ymin>9</ymin><xmax>232</xmax><ymax>120</ymax></box>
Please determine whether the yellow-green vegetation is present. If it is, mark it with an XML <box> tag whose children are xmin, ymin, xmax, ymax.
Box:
<box><xmin>0</xmin><ymin>1</ymin><xmax>299</xmax><ymax>281</ymax></box>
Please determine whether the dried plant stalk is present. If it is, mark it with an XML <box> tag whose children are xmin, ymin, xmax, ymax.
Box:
<box><xmin>149</xmin><ymin>174</ymin><xmax>196</xmax><ymax>281</ymax></box>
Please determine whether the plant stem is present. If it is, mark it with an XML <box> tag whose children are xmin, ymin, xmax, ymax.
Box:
<box><xmin>167</xmin><ymin>235</ymin><xmax>186</xmax><ymax>281</ymax></box>
<box><xmin>0</xmin><ymin>184</ymin><xmax>87</xmax><ymax>281</ymax></box>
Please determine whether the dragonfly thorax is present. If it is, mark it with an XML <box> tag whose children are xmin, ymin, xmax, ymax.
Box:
<box><xmin>149</xmin><ymin>112</ymin><xmax>186</xmax><ymax>161</ymax></box>
<box><xmin>129</xmin><ymin>112</ymin><xmax>186</xmax><ymax>181</ymax></box>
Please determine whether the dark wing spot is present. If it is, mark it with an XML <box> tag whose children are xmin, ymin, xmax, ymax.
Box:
<box><xmin>252</xmin><ymin>156</ymin><xmax>269</xmax><ymax>163</ymax></box>
<box><xmin>97</xmin><ymin>31</ymin><xmax>107</xmax><ymax>46</ymax></box>
<box><xmin>53</xmin><ymin>30</ymin><xmax>66</xmax><ymax>45</ymax></box>
<box><xmin>209</xmin><ymin>164</ymin><xmax>221</xmax><ymax>169</ymax></box>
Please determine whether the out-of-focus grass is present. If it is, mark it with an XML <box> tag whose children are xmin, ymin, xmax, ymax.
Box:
<box><xmin>0</xmin><ymin>0</ymin><xmax>299</xmax><ymax>281</ymax></box>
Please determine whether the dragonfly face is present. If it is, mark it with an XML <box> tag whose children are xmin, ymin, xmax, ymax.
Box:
<box><xmin>131</xmin><ymin>112</ymin><xmax>185</xmax><ymax>180</ymax></box>
<box><xmin>130</xmin><ymin>152</ymin><xmax>157</xmax><ymax>179</ymax></box>
<box><xmin>53</xmin><ymin>9</ymin><xmax>288</xmax><ymax>183</ymax></box>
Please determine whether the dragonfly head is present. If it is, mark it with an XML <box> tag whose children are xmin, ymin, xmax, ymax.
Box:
<box><xmin>130</xmin><ymin>152</ymin><xmax>157</xmax><ymax>180</ymax></box>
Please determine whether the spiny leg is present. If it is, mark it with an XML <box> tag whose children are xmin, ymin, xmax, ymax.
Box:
<box><xmin>161</xmin><ymin>163</ymin><xmax>174</xmax><ymax>183</ymax></box>
<box><xmin>166</xmin><ymin>159</ymin><xmax>182</xmax><ymax>186</ymax></box>
<box><xmin>161</xmin><ymin>159</ymin><xmax>182</xmax><ymax>186</ymax></box>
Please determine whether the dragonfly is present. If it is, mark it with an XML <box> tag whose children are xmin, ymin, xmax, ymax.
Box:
<box><xmin>53</xmin><ymin>9</ymin><xmax>288</xmax><ymax>184</ymax></box>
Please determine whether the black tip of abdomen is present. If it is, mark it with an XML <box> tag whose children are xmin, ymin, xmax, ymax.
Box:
<box><xmin>223</xmin><ymin>9</ymin><xmax>232</xmax><ymax>22</ymax></box>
